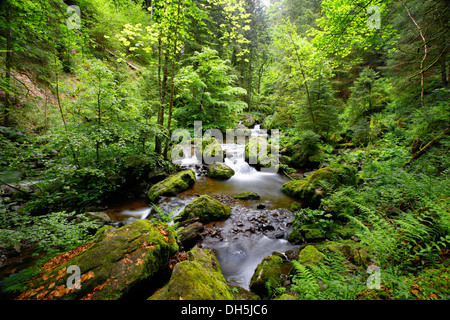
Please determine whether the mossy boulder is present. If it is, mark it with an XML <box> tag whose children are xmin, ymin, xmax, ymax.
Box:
<box><xmin>317</xmin><ymin>240</ymin><xmax>370</xmax><ymax>266</ymax></box>
<box><xmin>179</xmin><ymin>195</ymin><xmax>231</xmax><ymax>223</ymax></box>
<box><xmin>148</xmin><ymin>169</ymin><xmax>196</xmax><ymax>203</ymax></box>
<box><xmin>233</xmin><ymin>191</ymin><xmax>261</xmax><ymax>200</ymax></box>
<box><xmin>308</xmin><ymin>164</ymin><xmax>357</xmax><ymax>188</ymax></box>
<box><xmin>281</xmin><ymin>179</ymin><xmax>320</xmax><ymax>207</ymax></box>
<box><xmin>249</xmin><ymin>255</ymin><xmax>284</xmax><ymax>297</ymax></box>
<box><xmin>176</xmin><ymin>221</ymin><xmax>204</xmax><ymax>251</ymax></box>
<box><xmin>274</xmin><ymin>293</ymin><xmax>297</xmax><ymax>300</ymax></box>
<box><xmin>281</xmin><ymin>164</ymin><xmax>356</xmax><ymax>206</ymax></box>
<box><xmin>17</xmin><ymin>220</ymin><xmax>179</xmax><ymax>300</ymax></box>
<box><xmin>288</xmin><ymin>224</ymin><xmax>328</xmax><ymax>244</ymax></box>
<box><xmin>207</xmin><ymin>162</ymin><xmax>235</xmax><ymax>179</ymax></box>
<box><xmin>298</xmin><ymin>245</ymin><xmax>325</xmax><ymax>265</ymax></box>
<box><xmin>229</xmin><ymin>285</ymin><xmax>261</xmax><ymax>300</ymax></box>
<box><xmin>316</xmin><ymin>240</ymin><xmax>369</xmax><ymax>267</ymax></box>
<box><xmin>149</xmin><ymin>247</ymin><xmax>234</xmax><ymax>300</ymax></box>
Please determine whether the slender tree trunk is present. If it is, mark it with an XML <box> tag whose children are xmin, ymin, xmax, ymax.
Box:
<box><xmin>156</xmin><ymin>36</ymin><xmax>170</xmax><ymax>155</ymax></box>
<box><xmin>286</xmin><ymin>31</ymin><xmax>316</xmax><ymax>132</ymax></box>
<box><xmin>247</xmin><ymin>53</ymin><xmax>253</xmax><ymax>113</ymax></box>
<box><xmin>3</xmin><ymin>3</ymin><xmax>12</xmax><ymax>126</ymax></box>
<box><xmin>96</xmin><ymin>89</ymin><xmax>102</xmax><ymax>164</ymax></box>
<box><xmin>54</xmin><ymin>56</ymin><xmax>80</xmax><ymax>168</ymax></box>
<box><xmin>256</xmin><ymin>60</ymin><xmax>266</xmax><ymax>113</ymax></box>
<box><xmin>163</xmin><ymin>0</ymin><xmax>183</xmax><ymax>159</ymax></box>
<box><xmin>399</xmin><ymin>0</ymin><xmax>428</xmax><ymax>108</ymax></box>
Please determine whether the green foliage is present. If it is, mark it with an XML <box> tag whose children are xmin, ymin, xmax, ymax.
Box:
<box><xmin>290</xmin><ymin>252</ymin><xmax>366</xmax><ymax>300</ymax></box>
<box><xmin>0</xmin><ymin>211</ymin><xmax>99</xmax><ymax>254</ymax></box>
<box><xmin>292</xmin><ymin>208</ymin><xmax>334</xmax><ymax>231</ymax></box>
<box><xmin>1</xmin><ymin>264</ymin><xmax>40</xmax><ymax>293</ymax></box>
<box><xmin>174</xmin><ymin>47</ymin><xmax>247</xmax><ymax>131</ymax></box>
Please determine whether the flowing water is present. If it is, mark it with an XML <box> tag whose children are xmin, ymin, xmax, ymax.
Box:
<box><xmin>108</xmin><ymin>125</ymin><xmax>299</xmax><ymax>290</ymax></box>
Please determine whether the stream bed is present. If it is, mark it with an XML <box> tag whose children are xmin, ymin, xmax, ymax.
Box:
<box><xmin>108</xmin><ymin>125</ymin><xmax>300</xmax><ymax>290</ymax></box>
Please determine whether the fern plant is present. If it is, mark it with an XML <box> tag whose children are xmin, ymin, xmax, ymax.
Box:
<box><xmin>290</xmin><ymin>252</ymin><xmax>366</xmax><ymax>300</ymax></box>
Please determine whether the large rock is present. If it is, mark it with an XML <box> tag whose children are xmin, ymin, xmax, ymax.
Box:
<box><xmin>207</xmin><ymin>162</ymin><xmax>235</xmax><ymax>179</ymax></box>
<box><xmin>282</xmin><ymin>179</ymin><xmax>320</xmax><ymax>207</ymax></box>
<box><xmin>249</xmin><ymin>255</ymin><xmax>284</xmax><ymax>297</ymax></box>
<box><xmin>16</xmin><ymin>220</ymin><xmax>178</xmax><ymax>300</ymax></box>
<box><xmin>176</xmin><ymin>220</ymin><xmax>204</xmax><ymax>251</ymax></box>
<box><xmin>149</xmin><ymin>247</ymin><xmax>235</xmax><ymax>300</ymax></box>
<box><xmin>233</xmin><ymin>191</ymin><xmax>260</xmax><ymax>200</ymax></box>
<box><xmin>298</xmin><ymin>245</ymin><xmax>325</xmax><ymax>265</ymax></box>
<box><xmin>148</xmin><ymin>170</ymin><xmax>196</xmax><ymax>203</ymax></box>
<box><xmin>288</xmin><ymin>223</ymin><xmax>328</xmax><ymax>244</ymax></box>
<box><xmin>179</xmin><ymin>195</ymin><xmax>231</xmax><ymax>223</ymax></box>
<box><xmin>282</xmin><ymin>164</ymin><xmax>356</xmax><ymax>206</ymax></box>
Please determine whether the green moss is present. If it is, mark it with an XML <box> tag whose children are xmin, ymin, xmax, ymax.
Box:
<box><xmin>249</xmin><ymin>255</ymin><xmax>284</xmax><ymax>297</ymax></box>
<box><xmin>315</xmin><ymin>240</ymin><xmax>369</xmax><ymax>267</ymax></box>
<box><xmin>233</xmin><ymin>191</ymin><xmax>260</xmax><ymax>200</ymax></box>
<box><xmin>274</xmin><ymin>293</ymin><xmax>297</xmax><ymax>300</ymax></box>
<box><xmin>148</xmin><ymin>170</ymin><xmax>196</xmax><ymax>203</ymax></box>
<box><xmin>289</xmin><ymin>202</ymin><xmax>302</xmax><ymax>212</ymax></box>
<box><xmin>149</xmin><ymin>247</ymin><xmax>234</xmax><ymax>300</ymax></box>
<box><xmin>281</xmin><ymin>164</ymin><xmax>356</xmax><ymax>205</ymax></box>
<box><xmin>281</xmin><ymin>179</ymin><xmax>319</xmax><ymax>206</ymax></box>
<box><xmin>207</xmin><ymin>162</ymin><xmax>235</xmax><ymax>179</ymax></box>
<box><xmin>229</xmin><ymin>285</ymin><xmax>261</xmax><ymax>300</ymax></box>
<box><xmin>179</xmin><ymin>195</ymin><xmax>231</xmax><ymax>223</ymax></box>
<box><xmin>300</xmin><ymin>224</ymin><xmax>327</xmax><ymax>242</ymax></box>
<box><xmin>17</xmin><ymin>220</ymin><xmax>179</xmax><ymax>300</ymax></box>
<box><xmin>298</xmin><ymin>245</ymin><xmax>325</xmax><ymax>265</ymax></box>
<box><xmin>308</xmin><ymin>164</ymin><xmax>357</xmax><ymax>188</ymax></box>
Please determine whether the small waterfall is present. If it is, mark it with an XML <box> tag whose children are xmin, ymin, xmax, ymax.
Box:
<box><xmin>221</xmin><ymin>143</ymin><xmax>257</xmax><ymax>175</ymax></box>
<box><xmin>251</xmin><ymin>124</ymin><xmax>267</xmax><ymax>137</ymax></box>
<box><xmin>173</xmin><ymin>123</ymin><xmax>269</xmax><ymax>176</ymax></box>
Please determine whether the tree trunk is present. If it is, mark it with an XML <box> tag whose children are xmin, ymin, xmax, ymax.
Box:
<box><xmin>402</xmin><ymin>129</ymin><xmax>449</xmax><ymax>168</ymax></box>
<box><xmin>163</xmin><ymin>0</ymin><xmax>183</xmax><ymax>159</ymax></box>
<box><xmin>3</xmin><ymin>3</ymin><xmax>12</xmax><ymax>126</ymax></box>
<box><xmin>155</xmin><ymin>35</ymin><xmax>164</xmax><ymax>155</ymax></box>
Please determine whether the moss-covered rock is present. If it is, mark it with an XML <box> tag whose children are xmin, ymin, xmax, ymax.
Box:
<box><xmin>281</xmin><ymin>179</ymin><xmax>320</xmax><ymax>207</ymax></box>
<box><xmin>148</xmin><ymin>170</ymin><xmax>196</xmax><ymax>203</ymax></box>
<box><xmin>249</xmin><ymin>255</ymin><xmax>284</xmax><ymax>297</ymax></box>
<box><xmin>288</xmin><ymin>224</ymin><xmax>328</xmax><ymax>244</ymax></box>
<box><xmin>179</xmin><ymin>195</ymin><xmax>231</xmax><ymax>223</ymax></box>
<box><xmin>229</xmin><ymin>285</ymin><xmax>261</xmax><ymax>300</ymax></box>
<box><xmin>207</xmin><ymin>162</ymin><xmax>235</xmax><ymax>179</ymax></box>
<box><xmin>233</xmin><ymin>191</ymin><xmax>261</xmax><ymax>200</ymax></box>
<box><xmin>17</xmin><ymin>220</ymin><xmax>179</xmax><ymax>300</ymax></box>
<box><xmin>176</xmin><ymin>221</ymin><xmax>204</xmax><ymax>251</ymax></box>
<box><xmin>289</xmin><ymin>202</ymin><xmax>302</xmax><ymax>212</ymax></box>
<box><xmin>149</xmin><ymin>247</ymin><xmax>234</xmax><ymax>300</ymax></box>
<box><xmin>298</xmin><ymin>245</ymin><xmax>325</xmax><ymax>265</ymax></box>
<box><xmin>315</xmin><ymin>240</ymin><xmax>369</xmax><ymax>267</ymax></box>
<box><xmin>308</xmin><ymin>164</ymin><xmax>357</xmax><ymax>188</ymax></box>
<box><xmin>274</xmin><ymin>293</ymin><xmax>297</xmax><ymax>300</ymax></box>
<box><xmin>281</xmin><ymin>164</ymin><xmax>356</xmax><ymax>206</ymax></box>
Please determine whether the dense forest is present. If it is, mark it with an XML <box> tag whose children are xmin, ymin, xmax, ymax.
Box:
<box><xmin>0</xmin><ymin>0</ymin><xmax>448</xmax><ymax>302</ymax></box>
